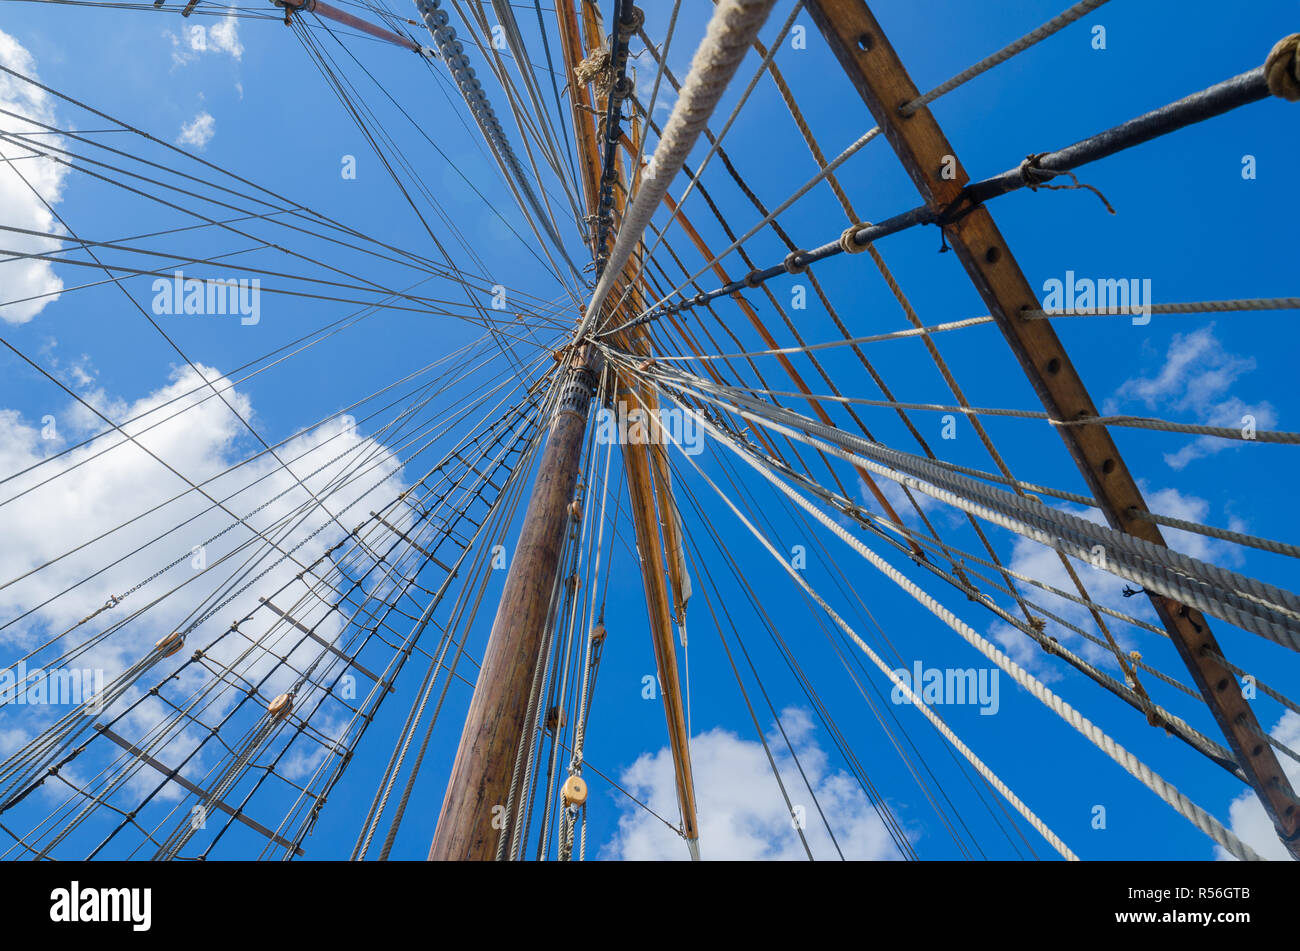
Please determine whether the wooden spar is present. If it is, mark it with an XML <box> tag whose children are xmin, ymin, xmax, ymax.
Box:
<box><xmin>579</xmin><ymin>0</ymin><xmax>606</xmax><ymax>66</ymax></box>
<box><xmin>805</xmin><ymin>0</ymin><xmax>1300</xmax><ymax>858</ymax></box>
<box><xmin>607</xmin><ymin>72</ymin><xmax>700</xmax><ymax>853</ymax></box>
<box><xmin>629</xmin><ymin>117</ymin><xmax>692</xmax><ymax>631</ymax></box>
<box><xmin>617</xmin><ymin>366</ymin><xmax>701</xmax><ymax>850</ymax></box>
<box><xmin>555</xmin><ymin>0</ymin><xmax>600</xmax><ymax>248</ymax></box>
<box><xmin>428</xmin><ymin>346</ymin><xmax>601</xmax><ymax>861</ymax></box>
<box><xmin>620</xmin><ymin>293</ymin><xmax>700</xmax><ymax>851</ymax></box>
<box><xmin>275</xmin><ymin>0</ymin><xmax>430</xmax><ymax>55</ymax></box>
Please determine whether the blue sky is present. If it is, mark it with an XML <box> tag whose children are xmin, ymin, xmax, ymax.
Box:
<box><xmin>0</xmin><ymin>0</ymin><xmax>1297</xmax><ymax>861</ymax></box>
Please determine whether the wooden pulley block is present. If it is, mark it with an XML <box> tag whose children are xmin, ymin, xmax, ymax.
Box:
<box><xmin>155</xmin><ymin>631</ymin><xmax>185</xmax><ymax>658</ymax></box>
<box><xmin>561</xmin><ymin>774</ymin><xmax>588</xmax><ymax>808</ymax></box>
<box><xmin>545</xmin><ymin>705</ymin><xmax>567</xmax><ymax>735</ymax></box>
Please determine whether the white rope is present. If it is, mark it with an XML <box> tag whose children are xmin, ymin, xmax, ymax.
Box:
<box><xmin>644</xmin><ymin>367</ymin><xmax>1300</xmax><ymax>650</ymax></box>
<box><xmin>656</xmin><ymin>414</ymin><xmax>1080</xmax><ymax>860</ymax></box>
<box><xmin>683</xmin><ymin>406</ymin><xmax>1264</xmax><ymax>861</ymax></box>
<box><xmin>642</xmin><ymin>315</ymin><xmax>997</xmax><ymax>361</ymax></box>
<box><xmin>578</xmin><ymin>0</ymin><xmax>779</xmax><ymax>338</ymax></box>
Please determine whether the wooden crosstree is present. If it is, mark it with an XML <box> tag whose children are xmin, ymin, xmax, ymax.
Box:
<box><xmin>805</xmin><ymin>0</ymin><xmax>1300</xmax><ymax>858</ymax></box>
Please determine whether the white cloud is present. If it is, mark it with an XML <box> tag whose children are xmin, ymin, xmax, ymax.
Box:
<box><xmin>988</xmin><ymin>486</ymin><xmax>1239</xmax><ymax>678</ymax></box>
<box><xmin>1106</xmin><ymin>326</ymin><xmax>1275</xmax><ymax>470</ymax></box>
<box><xmin>602</xmin><ymin>707</ymin><xmax>906</xmax><ymax>860</ymax></box>
<box><xmin>169</xmin><ymin>16</ymin><xmax>243</xmax><ymax>67</ymax></box>
<box><xmin>0</xmin><ymin>29</ymin><xmax>68</xmax><ymax>324</ymax></box>
<box><xmin>1218</xmin><ymin>710</ymin><xmax>1300</xmax><ymax>861</ymax></box>
<box><xmin>0</xmin><ymin>363</ymin><xmax>407</xmax><ymax>813</ymax></box>
<box><xmin>632</xmin><ymin>53</ymin><xmax>678</xmax><ymax>116</ymax></box>
<box><xmin>207</xmin><ymin>16</ymin><xmax>244</xmax><ymax>59</ymax></box>
<box><xmin>177</xmin><ymin>111</ymin><xmax>215</xmax><ymax>150</ymax></box>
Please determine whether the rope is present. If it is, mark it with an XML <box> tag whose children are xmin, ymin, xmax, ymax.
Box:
<box><xmin>648</xmin><ymin>370</ymin><xmax>1300</xmax><ymax>650</ymax></box>
<box><xmin>689</xmin><ymin>411</ymin><xmax>1263</xmax><ymax>862</ymax></box>
<box><xmin>1132</xmin><ymin>510</ymin><xmax>1300</xmax><ymax>561</ymax></box>
<box><xmin>1265</xmin><ymin>33</ymin><xmax>1300</xmax><ymax>101</ymax></box>
<box><xmin>900</xmin><ymin>0</ymin><xmax>1113</xmax><ymax>116</ymax></box>
<box><xmin>579</xmin><ymin>0</ymin><xmax>779</xmax><ymax>338</ymax></box>
<box><xmin>1024</xmin><ymin>297</ymin><xmax>1300</xmax><ymax>318</ymax></box>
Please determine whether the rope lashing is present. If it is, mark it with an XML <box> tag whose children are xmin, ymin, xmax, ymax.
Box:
<box><xmin>574</xmin><ymin>47</ymin><xmax>613</xmax><ymax>95</ymax></box>
<box><xmin>932</xmin><ymin>193</ymin><xmax>985</xmax><ymax>252</ymax></box>
<box><xmin>1265</xmin><ymin>33</ymin><xmax>1300</xmax><ymax>101</ymax></box>
<box><xmin>1018</xmin><ymin>153</ymin><xmax>1116</xmax><ymax>214</ymax></box>
<box><xmin>783</xmin><ymin>249</ymin><xmax>809</xmax><ymax>274</ymax></box>
<box><xmin>616</xmin><ymin>4</ymin><xmax>645</xmax><ymax>38</ymax></box>
<box><xmin>838</xmin><ymin>222</ymin><xmax>872</xmax><ymax>254</ymax></box>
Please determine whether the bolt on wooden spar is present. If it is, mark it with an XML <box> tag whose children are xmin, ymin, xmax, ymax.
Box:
<box><xmin>428</xmin><ymin>345</ymin><xmax>602</xmax><ymax>861</ymax></box>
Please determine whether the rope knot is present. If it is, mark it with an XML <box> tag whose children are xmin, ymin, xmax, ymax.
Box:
<box><xmin>1018</xmin><ymin>152</ymin><xmax>1052</xmax><ymax>190</ymax></box>
<box><xmin>838</xmin><ymin>222</ymin><xmax>872</xmax><ymax>255</ymax></box>
<box><xmin>1265</xmin><ymin>33</ymin><xmax>1300</xmax><ymax>101</ymax></box>
<box><xmin>1017</xmin><ymin>153</ymin><xmax>1116</xmax><ymax>215</ymax></box>
<box><xmin>783</xmin><ymin>249</ymin><xmax>809</xmax><ymax>274</ymax></box>
<box><xmin>616</xmin><ymin>5</ymin><xmax>645</xmax><ymax>39</ymax></box>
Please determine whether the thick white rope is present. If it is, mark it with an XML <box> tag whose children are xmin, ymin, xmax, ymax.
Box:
<box><xmin>578</xmin><ymin>0</ymin><xmax>779</xmax><ymax>338</ymax></box>
<box><xmin>655</xmin><ymin>414</ymin><xmax>1080</xmax><ymax>859</ymax></box>
<box><xmin>649</xmin><ymin>367</ymin><xmax>1300</xmax><ymax>643</ymax></box>
<box><xmin>681</xmin><ymin>406</ymin><xmax>1264</xmax><ymax>862</ymax></box>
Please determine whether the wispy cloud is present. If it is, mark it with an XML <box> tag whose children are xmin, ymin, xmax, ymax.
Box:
<box><xmin>177</xmin><ymin>111</ymin><xmax>215</xmax><ymax>150</ymax></box>
<box><xmin>0</xmin><ymin>29</ymin><xmax>68</xmax><ymax>324</ymax></box>
<box><xmin>169</xmin><ymin>15</ymin><xmax>244</xmax><ymax>68</ymax></box>
<box><xmin>1106</xmin><ymin>325</ymin><xmax>1275</xmax><ymax>470</ymax></box>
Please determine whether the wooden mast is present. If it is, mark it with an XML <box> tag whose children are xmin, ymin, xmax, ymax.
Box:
<box><xmin>427</xmin><ymin>346</ymin><xmax>601</xmax><ymax>861</ymax></box>
<box><xmin>428</xmin><ymin>0</ymin><xmax>612</xmax><ymax>863</ymax></box>
<box><xmin>430</xmin><ymin>0</ymin><xmax>703</xmax><ymax>860</ymax></box>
